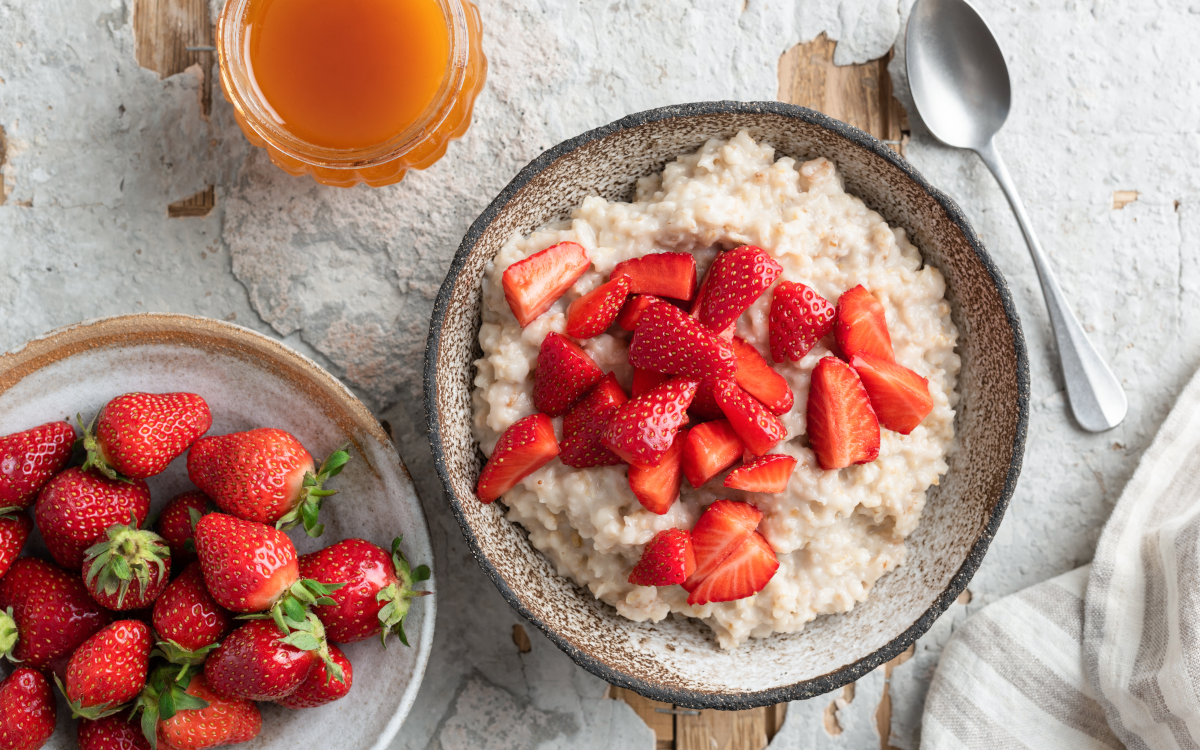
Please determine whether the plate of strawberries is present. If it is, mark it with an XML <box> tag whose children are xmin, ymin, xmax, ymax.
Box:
<box><xmin>0</xmin><ymin>313</ymin><xmax>434</xmax><ymax>750</ymax></box>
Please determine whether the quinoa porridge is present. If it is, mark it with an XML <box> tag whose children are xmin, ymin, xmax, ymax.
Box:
<box><xmin>471</xmin><ymin>131</ymin><xmax>960</xmax><ymax>649</ymax></box>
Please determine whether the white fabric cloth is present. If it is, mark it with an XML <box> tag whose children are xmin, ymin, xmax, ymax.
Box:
<box><xmin>923</xmin><ymin>368</ymin><xmax>1200</xmax><ymax>749</ymax></box>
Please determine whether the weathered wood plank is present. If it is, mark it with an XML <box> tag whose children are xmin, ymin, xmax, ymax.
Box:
<box><xmin>133</xmin><ymin>0</ymin><xmax>214</xmax><ymax>114</ymax></box>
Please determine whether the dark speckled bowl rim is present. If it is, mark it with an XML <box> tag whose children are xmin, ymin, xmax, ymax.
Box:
<box><xmin>424</xmin><ymin>100</ymin><xmax>1029</xmax><ymax>709</ymax></box>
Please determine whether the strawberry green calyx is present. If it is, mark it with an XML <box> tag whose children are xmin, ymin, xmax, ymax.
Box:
<box><xmin>0</xmin><ymin>606</ymin><xmax>18</xmax><ymax>662</ymax></box>
<box><xmin>377</xmin><ymin>536</ymin><xmax>432</xmax><ymax>648</ymax></box>
<box><xmin>276</xmin><ymin>446</ymin><xmax>350</xmax><ymax>538</ymax></box>
<box><xmin>0</xmin><ymin>506</ymin><xmax>20</xmax><ymax>520</ymax></box>
<box><xmin>78</xmin><ymin>412</ymin><xmax>129</xmax><ymax>482</ymax></box>
<box><xmin>134</xmin><ymin>663</ymin><xmax>209</xmax><ymax>750</ymax></box>
<box><xmin>279</xmin><ymin>612</ymin><xmax>346</xmax><ymax>686</ymax></box>
<box><xmin>152</xmin><ymin>639</ymin><xmax>221</xmax><ymax>670</ymax></box>
<box><xmin>54</xmin><ymin>674</ymin><xmax>128</xmax><ymax>721</ymax></box>
<box><xmin>241</xmin><ymin>578</ymin><xmax>344</xmax><ymax>636</ymax></box>
<box><xmin>84</xmin><ymin>517</ymin><xmax>171</xmax><ymax>609</ymax></box>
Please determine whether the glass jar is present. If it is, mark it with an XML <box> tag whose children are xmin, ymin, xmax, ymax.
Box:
<box><xmin>217</xmin><ymin>0</ymin><xmax>486</xmax><ymax>188</ymax></box>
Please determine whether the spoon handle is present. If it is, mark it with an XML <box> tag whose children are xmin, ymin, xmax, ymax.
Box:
<box><xmin>974</xmin><ymin>139</ymin><xmax>1127</xmax><ymax>432</ymax></box>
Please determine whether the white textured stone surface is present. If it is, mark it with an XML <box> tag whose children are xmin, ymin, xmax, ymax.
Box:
<box><xmin>3</xmin><ymin>0</ymin><xmax>1200</xmax><ymax>747</ymax></box>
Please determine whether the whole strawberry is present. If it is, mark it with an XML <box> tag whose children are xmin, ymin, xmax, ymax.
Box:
<box><xmin>147</xmin><ymin>671</ymin><xmax>261</xmax><ymax>750</ymax></box>
<box><xmin>301</xmin><ymin>537</ymin><xmax>431</xmax><ymax>646</ymax></box>
<box><xmin>84</xmin><ymin>518</ymin><xmax>171</xmax><ymax>610</ymax></box>
<box><xmin>81</xmin><ymin>392</ymin><xmax>212</xmax><ymax>481</ymax></box>
<box><xmin>203</xmin><ymin>619</ymin><xmax>335</xmax><ymax>702</ymax></box>
<box><xmin>152</xmin><ymin>561</ymin><xmax>232</xmax><ymax>666</ymax></box>
<box><xmin>35</xmin><ymin>466</ymin><xmax>151</xmax><ymax>569</ymax></box>
<box><xmin>0</xmin><ymin>509</ymin><xmax>32</xmax><ymax>580</ymax></box>
<box><xmin>60</xmin><ymin>619</ymin><xmax>152</xmax><ymax>720</ymax></box>
<box><xmin>187</xmin><ymin>428</ymin><xmax>348</xmax><ymax>537</ymax></box>
<box><xmin>79</xmin><ymin>715</ymin><xmax>151</xmax><ymax>750</ymax></box>
<box><xmin>0</xmin><ymin>557</ymin><xmax>113</xmax><ymax>669</ymax></box>
<box><xmin>155</xmin><ymin>490</ymin><xmax>211</xmax><ymax>569</ymax></box>
<box><xmin>276</xmin><ymin>642</ymin><xmax>354</xmax><ymax>709</ymax></box>
<box><xmin>0</xmin><ymin>668</ymin><xmax>56</xmax><ymax>750</ymax></box>
<box><xmin>0</xmin><ymin>420</ymin><xmax>75</xmax><ymax>509</ymax></box>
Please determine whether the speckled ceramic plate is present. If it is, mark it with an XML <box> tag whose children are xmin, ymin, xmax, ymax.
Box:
<box><xmin>0</xmin><ymin>313</ymin><xmax>435</xmax><ymax>750</ymax></box>
<box><xmin>425</xmin><ymin>101</ymin><xmax>1029</xmax><ymax>708</ymax></box>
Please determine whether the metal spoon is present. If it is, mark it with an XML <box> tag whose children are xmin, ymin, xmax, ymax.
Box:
<box><xmin>906</xmin><ymin>0</ymin><xmax>1127</xmax><ymax>432</ymax></box>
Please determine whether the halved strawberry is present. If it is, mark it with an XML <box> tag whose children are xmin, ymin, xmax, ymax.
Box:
<box><xmin>684</xmin><ymin>531</ymin><xmax>778</xmax><ymax>605</ymax></box>
<box><xmin>688</xmin><ymin>380</ymin><xmax>726</xmax><ymax>421</ymax></box>
<box><xmin>560</xmin><ymin>374</ymin><xmax>628</xmax><ymax>468</ymax></box>
<box><xmin>807</xmin><ymin>357</ymin><xmax>880</xmax><ymax>470</ymax></box>
<box><xmin>533</xmin><ymin>333</ymin><xmax>604</xmax><ymax>416</ymax></box>
<box><xmin>724</xmin><ymin>454</ymin><xmax>797</xmax><ymax>493</ymax></box>
<box><xmin>730</xmin><ymin>337</ymin><xmax>793</xmax><ymax>415</ymax></box>
<box><xmin>711</xmin><ymin>380</ymin><xmax>787</xmax><ymax>456</ymax></box>
<box><xmin>628</xmin><ymin>429</ymin><xmax>686</xmax><ymax>514</ymax></box>
<box><xmin>628</xmin><ymin>304</ymin><xmax>736</xmax><ymax>382</ymax></box>
<box><xmin>476</xmin><ymin>414</ymin><xmax>560</xmax><ymax>503</ymax></box>
<box><xmin>502</xmin><ymin>241</ymin><xmax>591</xmax><ymax>327</ymax></box>
<box><xmin>769</xmin><ymin>281</ymin><xmax>836</xmax><ymax>363</ymax></box>
<box><xmin>631</xmin><ymin>368</ymin><xmax>670</xmax><ymax>398</ymax></box>
<box><xmin>628</xmin><ymin>528</ymin><xmax>695</xmax><ymax>586</ymax></box>
<box><xmin>698</xmin><ymin>246</ymin><xmax>782</xmax><ymax>332</ymax></box>
<box><xmin>616</xmin><ymin>295</ymin><xmax>664</xmax><ymax>331</ymax></box>
<box><xmin>681</xmin><ymin>420</ymin><xmax>744</xmax><ymax>488</ymax></box>
<box><xmin>689</xmin><ymin>255</ymin><xmax>718</xmax><ymax>317</ymax></box>
<box><xmin>850</xmin><ymin>353</ymin><xmax>934</xmax><ymax>434</ymax></box>
<box><xmin>601</xmin><ymin>379</ymin><xmax>698</xmax><ymax>467</ymax></box>
<box><xmin>566</xmin><ymin>277</ymin><xmax>630</xmax><ymax>339</ymax></box>
<box><xmin>835</xmin><ymin>285</ymin><xmax>894</xmax><ymax>362</ymax></box>
<box><xmin>682</xmin><ymin>499</ymin><xmax>763</xmax><ymax>591</ymax></box>
<box><xmin>610</xmin><ymin>253</ymin><xmax>697</xmax><ymax>300</ymax></box>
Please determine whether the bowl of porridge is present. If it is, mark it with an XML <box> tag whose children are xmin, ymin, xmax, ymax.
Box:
<box><xmin>424</xmin><ymin>101</ymin><xmax>1028</xmax><ymax>707</ymax></box>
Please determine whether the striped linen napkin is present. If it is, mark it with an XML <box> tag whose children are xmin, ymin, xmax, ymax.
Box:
<box><xmin>922</xmin><ymin>369</ymin><xmax>1200</xmax><ymax>749</ymax></box>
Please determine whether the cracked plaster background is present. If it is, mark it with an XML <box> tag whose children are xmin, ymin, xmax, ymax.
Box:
<box><xmin>3</xmin><ymin>0</ymin><xmax>1200</xmax><ymax>747</ymax></box>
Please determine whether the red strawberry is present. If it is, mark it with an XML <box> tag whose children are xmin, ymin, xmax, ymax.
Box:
<box><xmin>0</xmin><ymin>668</ymin><xmax>56</xmax><ymax>750</ymax></box>
<box><xmin>688</xmin><ymin>255</ymin><xmax>717</xmax><ymax>317</ymax></box>
<box><xmin>476</xmin><ymin>414</ymin><xmax>559</xmax><ymax>503</ymax></box>
<box><xmin>769</xmin><ymin>281</ymin><xmax>836</xmax><ymax>363</ymax></box>
<box><xmin>0</xmin><ymin>557</ymin><xmax>113</xmax><ymax>669</ymax></box>
<box><xmin>35</xmin><ymin>466</ymin><xmax>151</xmax><ymax>569</ymax></box>
<box><xmin>502</xmin><ymin>241</ymin><xmax>591</xmax><ymax>327</ymax></box>
<box><xmin>684</xmin><ymin>530</ymin><xmax>778</xmax><ymax>605</ymax></box>
<box><xmin>610</xmin><ymin>252</ymin><xmax>697</xmax><ymax>300</ymax></box>
<box><xmin>79</xmin><ymin>714</ymin><xmax>151</xmax><ymax>750</ymax></box>
<box><xmin>601</xmin><ymin>379</ymin><xmax>698</xmax><ymax>466</ymax></box>
<box><xmin>156</xmin><ymin>490</ymin><xmax>211</xmax><ymax>569</ymax></box>
<box><xmin>835</xmin><ymin>285</ymin><xmax>894</xmax><ymax>362</ymax></box>
<box><xmin>807</xmin><ymin>357</ymin><xmax>881</xmax><ymax>470</ymax></box>
<box><xmin>628</xmin><ymin>429</ymin><xmax>687</xmax><ymax>514</ymax></box>
<box><xmin>0</xmin><ymin>421</ymin><xmax>75</xmax><ymax>509</ymax></box>
<box><xmin>724</xmin><ymin>454</ymin><xmax>798</xmax><ymax>493</ymax></box>
<box><xmin>730</xmin><ymin>337</ymin><xmax>794</xmax><ymax>414</ymax></box>
<box><xmin>150</xmin><ymin>672</ymin><xmax>261</xmax><ymax>750</ymax></box>
<box><xmin>61</xmin><ymin>620</ymin><xmax>152</xmax><ymax>720</ymax></box>
<box><xmin>711</xmin><ymin>380</ymin><xmax>787</xmax><ymax>456</ymax></box>
<box><xmin>698</xmin><ymin>246</ymin><xmax>782</xmax><ymax>332</ymax></box>
<box><xmin>532</xmin><ymin>332</ymin><xmax>604</xmax><ymax>416</ymax></box>
<box><xmin>681</xmin><ymin>420</ymin><xmax>744</xmax><ymax>488</ymax></box>
<box><xmin>616</xmin><ymin>294</ymin><xmax>664</xmax><ymax>331</ymax></box>
<box><xmin>850</xmin><ymin>353</ymin><xmax>934</xmax><ymax>435</ymax></box>
<box><xmin>203</xmin><ymin>619</ymin><xmax>331</xmax><ymax>702</ymax></box>
<box><xmin>559</xmin><ymin>374</ymin><xmax>627</xmax><ymax>469</ymax></box>
<box><xmin>81</xmin><ymin>393</ymin><xmax>212</xmax><ymax>481</ymax></box>
<box><xmin>683</xmin><ymin>499</ymin><xmax>763</xmax><ymax>590</ymax></box>
<box><xmin>83</xmin><ymin>519</ymin><xmax>171</xmax><ymax>610</ymax></box>
<box><xmin>187</xmin><ymin>429</ymin><xmax>349</xmax><ymax>537</ymax></box>
<box><xmin>566</xmin><ymin>276</ymin><xmax>630</xmax><ymax>338</ymax></box>
<box><xmin>275</xmin><ymin>643</ymin><xmax>354</xmax><ymax>709</ymax></box>
<box><xmin>628</xmin><ymin>529</ymin><xmax>695</xmax><ymax>586</ymax></box>
<box><xmin>687</xmin><ymin>380</ymin><xmax>725</xmax><ymax>421</ymax></box>
<box><xmin>0</xmin><ymin>510</ymin><xmax>32</xmax><ymax>580</ymax></box>
<box><xmin>300</xmin><ymin>537</ymin><xmax>430</xmax><ymax>646</ymax></box>
<box><xmin>152</xmin><ymin>561</ymin><xmax>233</xmax><ymax>666</ymax></box>
<box><xmin>628</xmin><ymin>303</ymin><xmax>736</xmax><ymax>382</ymax></box>
<box><xmin>631</xmin><ymin>368</ymin><xmax>670</xmax><ymax>398</ymax></box>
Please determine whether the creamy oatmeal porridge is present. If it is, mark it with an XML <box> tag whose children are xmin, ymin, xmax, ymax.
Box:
<box><xmin>471</xmin><ymin>131</ymin><xmax>960</xmax><ymax>649</ymax></box>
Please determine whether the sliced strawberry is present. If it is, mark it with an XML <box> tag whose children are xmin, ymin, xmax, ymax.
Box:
<box><xmin>730</xmin><ymin>337</ymin><xmax>793</xmax><ymax>415</ymax></box>
<box><xmin>532</xmin><ymin>333</ymin><xmax>604</xmax><ymax>416</ymax></box>
<box><xmin>685</xmin><ymin>531</ymin><xmax>778</xmax><ymax>605</ymax></box>
<box><xmin>629</xmin><ymin>303</ymin><xmax>736</xmax><ymax>382</ymax></box>
<box><xmin>712</xmin><ymin>380</ymin><xmax>787</xmax><ymax>456</ymax></box>
<box><xmin>631</xmin><ymin>368</ymin><xmax>670</xmax><ymax>398</ymax></box>
<box><xmin>698</xmin><ymin>246</ymin><xmax>782</xmax><ymax>332</ymax></box>
<box><xmin>476</xmin><ymin>414</ymin><xmax>560</xmax><ymax>503</ymax></box>
<box><xmin>610</xmin><ymin>252</ymin><xmax>697</xmax><ymax>300</ymax></box>
<box><xmin>616</xmin><ymin>295</ymin><xmax>664</xmax><ymax>331</ymax></box>
<box><xmin>628</xmin><ymin>529</ymin><xmax>696</xmax><ymax>586</ymax></box>
<box><xmin>502</xmin><ymin>241</ymin><xmax>591</xmax><ymax>327</ymax></box>
<box><xmin>682</xmin><ymin>499</ymin><xmax>763</xmax><ymax>592</ymax></box>
<box><xmin>807</xmin><ymin>357</ymin><xmax>881</xmax><ymax>470</ymax></box>
<box><xmin>628</xmin><ymin>429</ymin><xmax>686</xmax><ymax>514</ymax></box>
<box><xmin>724</xmin><ymin>454</ymin><xmax>797</xmax><ymax>493</ymax></box>
<box><xmin>560</xmin><ymin>374</ymin><xmax>628</xmax><ymax>468</ymax></box>
<box><xmin>689</xmin><ymin>255</ymin><xmax>718</xmax><ymax>317</ymax></box>
<box><xmin>850</xmin><ymin>353</ymin><xmax>934</xmax><ymax>435</ymax></box>
<box><xmin>688</xmin><ymin>380</ymin><xmax>726</xmax><ymax>421</ymax></box>
<box><xmin>769</xmin><ymin>281</ymin><xmax>836</xmax><ymax>363</ymax></box>
<box><xmin>601</xmin><ymin>379</ymin><xmax>698</xmax><ymax>467</ymax></box>
<box><xmin>566</xmin><ymin>277</ymin><xmax>630</xmax><ymax>339</ymax></box>
<box><xmin>835</xmin><ymin>285</ymin><xmax>894</xmax><ymax>362</ymax></box>
<box><xmin>681</xmin><ymin>420</ymin><xmax>744</xmax><ymax>488</ymax></box>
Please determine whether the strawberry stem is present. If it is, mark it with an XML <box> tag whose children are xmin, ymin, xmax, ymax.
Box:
<box><xmin>0</xmin><ymin>606</ymin><xmax>18</xmax><ymax>662</ymax></box>
<box><xmin>376</xmin><ymin>536</ymin><xmax>432</xmax><ymax>648</ymax></box>
<box><xmin>134</xmin><ymin>663</ymin><xmax>209</xmax><ymax>750</ymax></box>
<box><xmin>77</xmin><ymin>412</ymin><xmax>132</xmax><ymax>483</ymax></box>
<box><xmin>151</xmin><ymin>639</ymin><xmax>221</xmax><ymax>669</ymax></box>
<box><xmin>83</xmin><ymin>515</ymin><xmax>170</xmax><ymax>609</ymax></box>
<box><xmin>275</xmin><ymin>444</ymin><xmax>350</xmax><ymax>538</ymax></box>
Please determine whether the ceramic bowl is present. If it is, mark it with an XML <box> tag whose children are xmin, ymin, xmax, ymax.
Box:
<box><xmin>424</xmin><ymin>101</ymin><xmax>1028</xmax><ymax>708</ymax></box>
<box><xmin>0</xmin><ymin>313</ymin><xmax>435</xmax><ymax>750</ymax></box>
